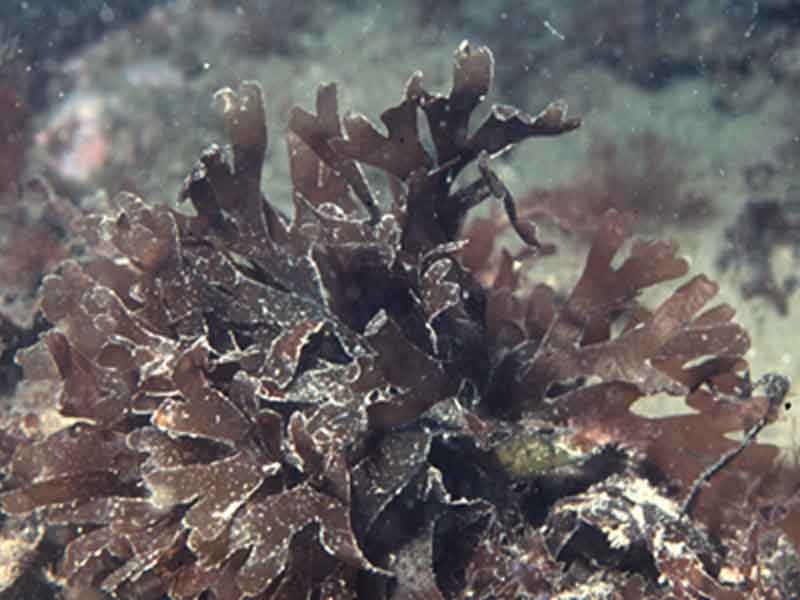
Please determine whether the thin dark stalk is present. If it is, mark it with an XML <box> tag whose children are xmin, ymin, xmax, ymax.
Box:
<box><xmin>682</xmin><ymin>373</ymin><xmax>790</xmax><ymax>518</ymax></box>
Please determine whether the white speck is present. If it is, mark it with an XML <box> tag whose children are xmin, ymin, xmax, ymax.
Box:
<box><xmin>543</xmin><ymin>20</ymin><xmax>565</xmax><ymax>41</ymax></box>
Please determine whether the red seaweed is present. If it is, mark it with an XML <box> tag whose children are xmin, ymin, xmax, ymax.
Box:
<box><xmin>1</xmin><ymin>41</ymin><xmax>797</xmax><ymax>599</ymax></box>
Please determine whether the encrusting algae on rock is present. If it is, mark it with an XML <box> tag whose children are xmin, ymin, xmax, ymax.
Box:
<box><xmin>0</xmin><ymin>40</ymin><xmax>798</xmax><ymax>599</ymax></box>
